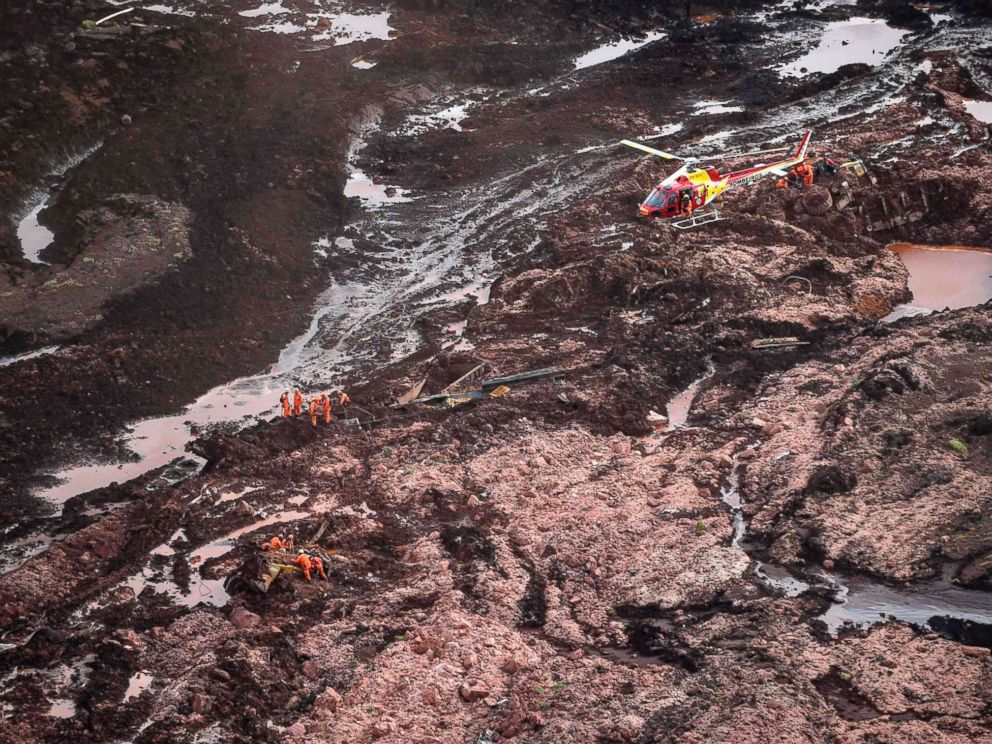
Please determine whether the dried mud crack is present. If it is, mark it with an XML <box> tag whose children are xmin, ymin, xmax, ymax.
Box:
<box><xmin>2</xmin><ymin>0</ymin><xmax>992</xmax><ymax>742</ymax></box>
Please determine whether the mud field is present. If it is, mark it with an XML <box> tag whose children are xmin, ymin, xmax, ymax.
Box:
<box><xmin>2</xmin><ymin>0</ymin><xmax>992</xmax><ymax>741</ymax></box>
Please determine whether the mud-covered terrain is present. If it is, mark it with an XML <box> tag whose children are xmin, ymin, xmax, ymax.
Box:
<box><xmin>2</xmin><ymin>0</ymin><xmax>992</xmax><ymax>742</ymax></box>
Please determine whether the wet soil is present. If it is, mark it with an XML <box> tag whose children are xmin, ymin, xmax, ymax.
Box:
<box><xmin>2</xmin><ymin>0</ymin><xmax>992</xmax><ymax>742</ymax></box>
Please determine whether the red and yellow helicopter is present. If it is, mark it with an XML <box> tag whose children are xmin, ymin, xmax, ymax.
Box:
<box><xmin>621</xmin><ymin>129</ymin><xmax>813</xmax><ymax>229</ymax></box>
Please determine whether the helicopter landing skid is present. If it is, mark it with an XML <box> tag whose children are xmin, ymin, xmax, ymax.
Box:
<box><xmin>672</xmin><ymin>209</ymin><xmax>722</xmax><ymax>230</ymax></box>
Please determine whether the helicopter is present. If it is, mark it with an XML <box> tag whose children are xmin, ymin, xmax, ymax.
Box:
<box><xmin>621</xmin><ymin>129</ymin><xmax>813</xmax><ymax>229</ymax></box>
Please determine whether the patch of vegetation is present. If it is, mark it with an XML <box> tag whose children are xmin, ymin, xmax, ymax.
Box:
<box><xmin>949</xmin><ymin>438</ymin><xmax>969</xmax><ymax>454</ymax></box>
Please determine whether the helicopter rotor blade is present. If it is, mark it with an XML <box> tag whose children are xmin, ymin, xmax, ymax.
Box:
<box><xmin>693</xmin><ymin>145</ymin><xmax>790</xmax><ymax>162</ymax></box>
<box><xmin>619</xmin><ymin>139</ymin><xmax>691</xmax><ymax>161</ymax></box>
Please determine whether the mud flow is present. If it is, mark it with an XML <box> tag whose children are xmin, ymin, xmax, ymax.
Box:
<box><xmin>2</xmin><ymin>0</ymin><xmax>992</xmax><ymax>741</ymax></box>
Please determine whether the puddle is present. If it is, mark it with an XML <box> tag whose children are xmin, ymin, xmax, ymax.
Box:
<box><xmin>124</xmin><ymin>672</ymin><xmax>154</xmax><ymax>702</ymax></box>
<box><xmin>780</xmin><ymin>17</ymin><xmax>909</xmax><ymax>77</ymax></box>
<box><xmin>0</xmin><ymin>345</ymin><xmax>60</xmax><ymax>368</ymax></box>
<box><xmin>15</xmin><ymin>144</ymin><xmax>102</xmax><ymax>265</ymax></box>
<box><xmin>239</xmin><ymin>1</ymin><xmax>287</xmax><ymax>17</ymax></box>
<box><xmin>692</xmin><ymin>100</ymin><xmax>744</xmax><ymax>116</ymax></box>
<box><xmin>819</xmin><ymin>573</ymin><xmax>992</xmax><ymax>634</ymax></box>
<box><xmin>345</xmin><ymin>120</ymin><xmax>411</xmax><ymax>206</ymax></box>
<box><xmin>144</xmin><ymin>3</ymin><xmax>196</xmax><ymax>16</ymax></box>
<box><xmin>665</xmin><ymin>364</ymin><xmax>715</xmax><ymax>429</ymax></box>
<box><xmin>217</xmin><ymin>485</ymin><xmax>261</xmax><ymax>503</ymax></box>
<box><xmin>573</xmin><ymin>31</ymin><xmax>665</xmax><ymax>71</ymax></box>
<box><xmin>883</xmin><ymin>243</ymin><xmax>992</xmax><ymax>322</ymax></box>
<box><xmin>188</xmin><ymin>509</ymin><xmax>308</xmax><ymax>564</ymax></box>
<box><xmin>312</xmin><ymin>12</ymin><xmax>393</xmax><ymax>45</ymax></box>
<box><xmin>964</xmin><ymin>99</ymin><xmax>992</xmax><ymax>124</ymax></box>
<box><xmin>47</xmin><ymin>699</ymin><xmax>76</xmax><ymax>718</ymax></box>
<box><xmin>403</xmin><ymin>103</ymin><xmax>472</xmax><ymax>135</ymax></box>
<box><xmin>16</xmin><ymin>200</ymin><xmax>55</xmax><ymax>264</ymax></box>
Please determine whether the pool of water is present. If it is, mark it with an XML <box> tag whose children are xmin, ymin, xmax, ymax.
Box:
<box><xmin>780</xmin><ymin>17</ymin><xmax>908</xmax><ymax>77</ymax></box>
<box><xmin>883</xmin><ymin>243</ymin><xmax>992</xmax><ymax>322</ymax></box>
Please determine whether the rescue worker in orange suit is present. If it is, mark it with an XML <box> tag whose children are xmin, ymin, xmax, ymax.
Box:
<box><xmin>294</xmin><ymin>552</ymin><xmax>313</xmax><ymax>581</ymax></box>
<box><xmin>338</xmin><ymin>390</ymin><xmax>350</xmax><ymax>407</ymax></box>
<box><xmin>776</xmin><ymin>178</ymin><xmax>788</xmax><ymax>190</ymax></box>
<box><xmin>280</xmin><ymin>392</ymin><xmax>291</xmax><ymax>418</ymax></box>
<box><xmin>262</xmin><ymin>535</ymin><xmax>285</xmax><ymax>551</ymax></box>
<box><xmin>293</xmin><ymin>389</ymin><xmax>303</xmax><ymax>417</ymax></box>
<box><xmin>284</xmin><ymin>534</ymin><xmax>295</xmax><ymax>550</ymax></box>
<box><xmin>680</xmin><ymin>190</ymin><xmax>693</xmax><ymax>218</ymax></box>
<box><xmin>310</xmin><ymin>555</ymin><xmax>327</xmax><ymax>580</ymax></box>
<box><xmin>322</xmin><ymin>394</ymin><xmax>332</xmax><ymax>425</ymax></box>
<box><xmin>309</xmin><ymin>399</ymin><xmax>318</xmax><ymax>427</ymax></box>
<box><xmin>794</xmin><ymin>161</ymin><xmax>814</xmax><ymax>188</ymax></box>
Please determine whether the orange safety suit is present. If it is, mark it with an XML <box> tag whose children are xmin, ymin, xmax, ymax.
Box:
<box><xmin>309</xmin><ymin>400</ymin><xmax>318</xmax><ymax>427</ymax></box>
<box><xmin>262</xmin><ymin>536</ymin><xmax>285</xmax><ymax>551</ymax></box>
<box><xmin>338</xmin><ymin>391</ymin><xmax>350</xmax><ymax>407</ymax></box>
<box><xmin>293</xmin><ymin>390</ymin><xmax>303</xmax><ymax>416</ymax></box>
<box><xmin>280</xmin><ymin>392</ymin><xmax>291</xmax><ymax>418</ymax></box>
<box><xmin>776</xmin><ymin>178</ymin><xmax>788</xmax><ymax>190</ymax></box>
<box><xmin>795</xmin><ymin>162</ymin><xmax>814</xmax><ymax>187</ymax></box>
<box><xmin>322</xmin><ymin>396</ymin><xmax>331</xmax><ymax>424</ymax></box>
<box><xmin>294</xmin><ymin>554</ymin><xmax>313</xmax><ymax>581</ymax></box>
<box><xmin>284</xmin><ymin>534</ymin><xmax>295</xmax><ymax>550</ymax></box>
<box><xmin>311</xmin><ymin>555</ymin><xmax>327</xmax><ymax>580</ymax></box>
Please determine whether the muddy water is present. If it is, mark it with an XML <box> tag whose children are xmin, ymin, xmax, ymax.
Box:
<box><xmin>573</xmin><ymin>31</ymin><xmax>665</xmax><ymax>71</ymax></box>
<box><xmin>720</xmin><ymin>459</ymin><xmax>992</xmax><ymax>635</ymax></box>
<box><xmin>819</xmin><ymin>572</ymin><xmax>992</xmax><ymax>634</ymax></box>
<box><xmin>16</xmin><ymin>200</ymin><xmax>54</xmax><ymax>264</ymax></box>
<box><xmin>883</xmin><ymin>243</ymin><xmax>992</xmax><ymax>321</ymax></box>
<box><xmin>964</xmin><ymin>99</ymin><xmax>992</xmax><ymax>124</ymax></box>
<box><xmin>15</xmin><ymin>145</ymin><xmax>102</xmax><ymax>264</ymax></box>
<box><xmin>0</xmin><ymin>345</ymin><xmax>60</xmax><ymax>368</ymax></box>
<box><xmin>665</xmin><ymin>364</ymin><xmax>715</xmax><ymax>429</ymax></box>
<box><xmin>780</xmin><ymin>17</ymin><xmax>908</xmax><ymax>77</ymax></box>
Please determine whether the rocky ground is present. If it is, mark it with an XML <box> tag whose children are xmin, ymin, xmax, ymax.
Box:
<box><xmin>2</xmin><ymin>0</ymin><xmax>992</xmax><ymax>742</ymax></box>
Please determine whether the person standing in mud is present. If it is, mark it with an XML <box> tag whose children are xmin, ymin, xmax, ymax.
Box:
<box><xmin>309</xmin><ymin>398</ymin><xmax>319</xmax><ymax>427</ymax></box>
<box><xmin>280</xmin><ymin>391</ymin><xmax>291</xmax><ymax>418</ymax></box>
<box><xmin>321</xmin><ymin>394</ymin><xmax>332</xmax><ymax>425</ymax></box>
<box><xmin>293</xmin><ymin>389</ymin><xmax>303</xmax><ymax>417</ymax></box>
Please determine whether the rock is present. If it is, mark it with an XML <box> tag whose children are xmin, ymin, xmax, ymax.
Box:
<box><xmin>962</xmin><ymin>646</ymin><xmax>989</xmax><ymax>658</ymax></box>
<box><xmin>302</xmin><ymin>660</ymin><xmax>320</xmax><ymax>680</ymax></box>
<box><xmin>121</xmin><ymin>114</ymin><xmax>132</xmax><ymax>126</ymax></box>
<box><xmin>191</xmin><ymin>692</ymin><xmax>213</xmax><ymax>715</ymax></box>
<box><xmin>751</xmin><ymin>417</ymin><xmax>767</xmax><ymax>428</ymax></box>
<box><xmin>316</xmin><ymin>16</ymin><xmax>331</xmax><ymax>27</ymax></box>
<box><xmin>315</xmin><ymin>687</ymin><xmax>342</xmax><ymax>713</ymax></box>
<box><xmin>285</xmin><ymin>722</ymin><xmax>306</xmax><ymax>738</ymax></box>
<box><xmin>209</xmin><ymin>668</ymin><xmax>231</xmax><ymax>683</ymax></box>
<box><xmin>461</xmin><ymin>651</ymin><xmax>477</xmax><ymax>669</ymax></box>
<box><xmin>459</xmin><ymin>680</ymin><xmax>490</xmax><ymax>702</ymax></box>
<box><xmin>762</xmin><ymin>422</ymin><xmax>784</xmax><ymax>436</ymax></box>
<box><xmin>372</xmin><ymin>717</ymin><xmax>398</xmax><ymax>736</ymax></box>
<box><xmin>229</xmin><ymin>606</ymin><xmax>261</xmax><ymax>629</ymax></box>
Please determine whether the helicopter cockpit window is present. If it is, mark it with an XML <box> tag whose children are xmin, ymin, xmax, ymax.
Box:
<box><xmin>644</xmin><ymin>189</ymin><xmax>664</xmax><ymax>208</ymax></box>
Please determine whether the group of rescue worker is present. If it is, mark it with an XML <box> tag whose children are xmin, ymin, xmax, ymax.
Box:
<box><xmin>279</xmin><ymin>388</ymin><xmax>351</xmax><ymax>427</ymax></box>
<box><xmin>776</xmin><ymin>153</ymin><xmax>838</xmax><ymax>190</ymax></box>
<box><xmin>261</xmin><ymin>533</ymin><xmax>329</xmax><ymax>581</ymax></box>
